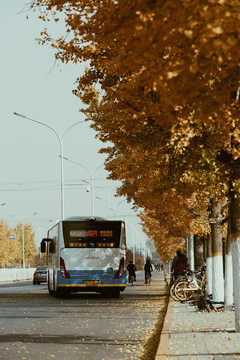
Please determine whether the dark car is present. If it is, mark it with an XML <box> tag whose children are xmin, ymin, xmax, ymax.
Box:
<box><xmin>33</xmin><ymin>266</ymin><xmax>48</xmax><ymax>285</ymax></box>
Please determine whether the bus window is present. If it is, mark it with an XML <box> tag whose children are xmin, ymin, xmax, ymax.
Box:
<box><xmin>62</xmin><ymin>221</ymin><xmax>121</xmax><ymax>248</ymax></box>
<box><xmin>47</xmin><ymin>224</ymin><xmax>58</xmax><ymax>267</ymax></box>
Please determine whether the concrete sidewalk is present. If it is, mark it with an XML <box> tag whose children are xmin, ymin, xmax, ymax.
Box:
<box><xmin>155</xmin><ymin>298</ymin><xmax>240</xmax><ymax>359</ymax></box>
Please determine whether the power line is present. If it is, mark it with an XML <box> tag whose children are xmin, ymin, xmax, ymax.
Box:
<box><xmin>0</xmin><ymin>177</ymin><xmax>109</xmax><ymax>186</ymax></box>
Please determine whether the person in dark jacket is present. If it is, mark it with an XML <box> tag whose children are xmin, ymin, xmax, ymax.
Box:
<box><xmin>127</xmin><ymin>260</ymin><xmax>137</xmax><ymax>282</ymax></box>
<box><xmin>144</xmin><ymin>259</ymin><xmax>153</xmax><ymax>284</ymax></box>
<box><xmin>171</xmin><ymin>249</ymin><xmax>188</xmax><ymax>281</ymax></box>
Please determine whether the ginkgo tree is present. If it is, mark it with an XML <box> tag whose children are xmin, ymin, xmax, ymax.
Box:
<box><xmin>0</xmin><ymin>219</ymin><xmax>37</xmax><ymax>267</ymax></box>
<box><xmin>0</xmin><ymin>220</ymin><xmax>20</xmax><ymax>268</ymax></box>
<box><xmin>31</xmin><ymin>0</ymin><xmax>240</xmax><ymax>331</ymax></box>
<box><xmin>15</xmin><ymin>223</ymin><xmax>38</xmax><ymax>267</ymax></box>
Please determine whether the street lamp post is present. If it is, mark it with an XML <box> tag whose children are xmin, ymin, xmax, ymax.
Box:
<box><xmin>13</xmin><ymin>112</ymin><xmax>90</xmax><ymax>220</ymax></box>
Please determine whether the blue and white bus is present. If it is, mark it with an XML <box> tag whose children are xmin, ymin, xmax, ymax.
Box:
<box><xmin>41</xmin><ymin>217</ymin><xmax>127</xmax><ymax>297</ymax></box>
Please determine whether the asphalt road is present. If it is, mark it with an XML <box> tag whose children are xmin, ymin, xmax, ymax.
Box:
<box><xmin>0</xmin><ymin>271</ymin><xmax>168</xmax><ymax>360</ymax></box>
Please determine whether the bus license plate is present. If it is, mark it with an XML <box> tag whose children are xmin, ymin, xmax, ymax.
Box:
<box><xmin>86</xmin><ymin>281</ymin><xmax>98</xmax><ymax>287</ymax></box>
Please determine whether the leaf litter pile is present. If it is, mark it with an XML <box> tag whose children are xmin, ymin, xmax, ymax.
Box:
<box><xmin>0</xmin><ymin>275</ymin><xmax>169</xmax><ymax>360</ymax></box>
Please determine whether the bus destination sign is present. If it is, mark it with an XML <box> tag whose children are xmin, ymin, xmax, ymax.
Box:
<box><xmin>70</xmin><ymin>230</ymin><xmax>113</xmax><ymax>238</ymax></box>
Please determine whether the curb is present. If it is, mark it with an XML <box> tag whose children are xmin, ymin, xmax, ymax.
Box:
<box><xmin>155</xmin><ymin>299</ymin><xmax>174</xmax><ymax>360</ymax></box>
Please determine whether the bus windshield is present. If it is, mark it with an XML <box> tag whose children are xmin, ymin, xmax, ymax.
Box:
<box><xmin>62</xmin><ymin>221</ymin><xmax>122</xmax><ymax>248</ymax></box>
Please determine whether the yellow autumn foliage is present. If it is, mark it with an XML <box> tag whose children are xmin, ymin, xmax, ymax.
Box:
<box><xmin>31</xmin><ymin>0</ymin><xmax>240</xmax><ymax>260</ymax></box>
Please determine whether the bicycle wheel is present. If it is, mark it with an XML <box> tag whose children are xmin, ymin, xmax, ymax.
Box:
<box><xmin>170</xmin><ymin>282</ymin><xmax>182</xmax><ymax>302</ymax></box>
<box><xmin>174</xmin><ymin>281</ymin><xmax>194</xmax><ymax>301</ymax></box>
<box><xmin>146</xmin><ymin>273</ymin><xmax>151</xmax><ymax>285</ymax></box>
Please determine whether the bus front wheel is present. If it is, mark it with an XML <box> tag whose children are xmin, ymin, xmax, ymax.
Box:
<box><xmin>48</xmin><ymin>281</ymin><xmax>55</xmax><ymax>295</ymax></box>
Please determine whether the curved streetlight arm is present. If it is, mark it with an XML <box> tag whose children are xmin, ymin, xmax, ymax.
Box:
<box><xmin>62</xmin><ymin>119</ymin><xmax>90</xmax><ymax>139</ymax></box>
<box><xmin>13</xmin><ymin>112</ymin><xmax>91</xmax><ymax>221</ymax></box>
<box><xmin>93</xmin><ymin>164</ymin><xmax>104</xmax><ymax>176</ymax></box>
<box><xmin>62</xmin><ymin>156</ymin><xmax>93</xmax><ymax>182</ymax></box>
<box><xmin>94</xmin><ymin>185</ymin><xmax>111</xmax><ymax>219</ymax></box>
<box><xmin>62</xmin><ymin>156</ymin><xmax>94</xmax><ymax>216</ymax></box>
<box><xmin>116</xmin><ymin>199</ymin><xmax>127</xmax><ymax>209</ymax></box>
<box><xmin>14</xmin><ymin>112</ymin><xmax>90</xmax><ymax>144</ymax></box>
<box><xmin>14</xmin><ymin>112</ymin><xmax>62</xmax><ymax>142</ymax></box>
<box><xmin>14</xmin><ymin>112</ymin><xmax>64</xmax><ymax>220</ymax></box>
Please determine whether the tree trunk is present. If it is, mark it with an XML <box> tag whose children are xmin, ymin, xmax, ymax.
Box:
<box><xmin>224</xmin><ymin>220</ymin><xmax>233</xmax><ymax>310</ymax></box>
<box><xmin>210</xmin><ymin>197</ymin><xmax>224</xmax><ymax>302</ymax></box>
<box><xmin>206</xmin><ymin>233</ymin><xmax>213</xmax><ymax>296</ymax></box>
<box><xmin>203</xmin><ymin>236</ymin><xmax>207</xmax><ymax>262</ymax></box>
<box><xmin>187</xmin><ymin>233</ymin><xmax>194</xmax><ymax>271</ymax></box>
<box><xmin>222</xmin><ymin>238</ymin><xmax>226</xmax><ymax>277</ymax></box>
<box><xmin>194</xmin><ymin>235</ymin><xmax>204</xmax><ymax>269</ymax></box>
<box><xmin>229</xmin><ymin>187</ymin><xmax>240</xmax><ymax>331</ymax></box>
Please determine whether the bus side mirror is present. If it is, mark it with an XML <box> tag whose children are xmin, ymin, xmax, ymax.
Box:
<box><xmin>41</xmin><ymin>240</ymin><xmax>46</xmax><ymax>253</ymax></box>
<box><xmin>41</xmin><ymin>238</ymin><xmax>53</xmax><ymax>253</ymax></box>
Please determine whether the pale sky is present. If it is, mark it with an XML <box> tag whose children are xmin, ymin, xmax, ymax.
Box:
<box><xmin>0</xmin><ymin>1</ymin><xmax>147</xmax><ymax>252</ymax></box>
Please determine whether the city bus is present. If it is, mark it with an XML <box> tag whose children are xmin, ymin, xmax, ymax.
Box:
<box><xmin>41</xmin><ymin>216</ymin><xmax>127</xmax><ymax>297</ymax></box>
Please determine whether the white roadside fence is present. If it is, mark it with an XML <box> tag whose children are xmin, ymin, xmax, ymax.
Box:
<box><xmin>0</xmin><ymin>268</ymin><xmax>35</xmax><ymax>282</ymax></box>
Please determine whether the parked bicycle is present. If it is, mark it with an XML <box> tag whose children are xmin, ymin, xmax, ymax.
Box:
<box><xmin>170</xmin><ymin>267</ymin><xmax>214</xmax><ymax>310</ymax></box>
<box><xmin>169</xmin><ymin>266</ymin><xmax>224</xmax><ymax>312</ymax></box>
<box><xmin>174</xmin><ymin>270</ymin><xmax>207</xmax><ymax>302</ymax></box>
<box><xmin>169</xmin><ymin>268</ymin><xmax>203</xmax><ymax>302</ymax></box>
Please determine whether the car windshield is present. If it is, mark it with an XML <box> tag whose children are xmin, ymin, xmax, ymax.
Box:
<box><xmin>36</xmin><ymin>266</ymin><xmax>47</xmax><ymax>271</ymax></box>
